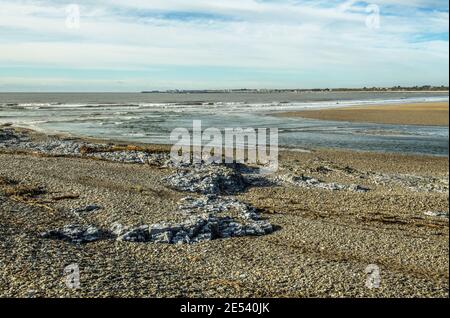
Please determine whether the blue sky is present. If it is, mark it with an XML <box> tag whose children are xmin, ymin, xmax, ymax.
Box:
<box><xmin>0</xmin><ymin>0</ymin><xmax>448</xmax><ymax>92</ymax></box>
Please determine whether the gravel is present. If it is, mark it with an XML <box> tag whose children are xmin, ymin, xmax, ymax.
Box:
<box><xmin>1</xmin><ymin>127</ymin><xmax>448</xmax><ymax>297</ymax></box>
<box><xmin>277</xmin><ymin>174</ymin><xmax>370</xmax><ymax>192</ymax></box>
<box><xmin>369</xmin><ymin>173</ymin><xmax>449</xmax><ymax>193</ymax></box>
<box><xmin>40</xmin><ymin>225</ymin><xmax>107</xmax><ymax>244</ymax></box>
<box><xmin>0</xmin><ymin>127</ymin><xmax>169</xmax><ymax>165</ymax></box>
<box><xmin>71</xmin><ymin>205</ymin><xmax>102</xmax><ymax>215</ymax></box>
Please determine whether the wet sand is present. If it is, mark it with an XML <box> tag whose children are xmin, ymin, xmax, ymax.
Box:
<box><xmin>276</xmin><ymin>102</ymin><xmax>449</xmax><ymax>126</ymax></box>
<box><xmin>0</xmin><ymin>127</ymin><xmax>448</xmax><ymax>298</ymax></box>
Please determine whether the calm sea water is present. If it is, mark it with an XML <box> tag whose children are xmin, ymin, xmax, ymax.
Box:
<box><xmin>0</xmin><ymin>92</ymin><xmax>448</xmax><ymax>156</ymax></box>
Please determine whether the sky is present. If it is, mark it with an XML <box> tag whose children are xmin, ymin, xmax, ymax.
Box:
<box><xmin>0</xmin><ymin>0</ymin><xmax>448</xmax><ymax>92</ymax></box>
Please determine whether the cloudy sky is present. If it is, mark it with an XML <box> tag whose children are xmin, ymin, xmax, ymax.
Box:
<box><xmin>0</xmin><ymin>0</ymin><xmax>448</xmax><ymax>91</ymax></box>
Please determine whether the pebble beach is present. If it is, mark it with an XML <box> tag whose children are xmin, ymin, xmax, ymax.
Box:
<box><xmin>0</xmin><ymin>126</ymin><xmax>448</xmax><ymax>297</ymax></box>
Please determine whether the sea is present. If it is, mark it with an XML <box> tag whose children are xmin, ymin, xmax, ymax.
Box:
<box><xmin>0</xmin><ymin>91</ymin><xmax>448</xmax><ymax>156</ymax></box>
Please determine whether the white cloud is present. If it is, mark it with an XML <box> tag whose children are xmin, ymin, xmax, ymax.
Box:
<box><xmin>0</xmin><ymin>0</ymin><xmax>448</xmax><ymax>90</ymax></box>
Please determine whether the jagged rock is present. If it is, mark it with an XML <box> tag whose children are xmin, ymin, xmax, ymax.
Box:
<box><xmin>172</xmin><ymin>230</ymin><xmax>192</xmax><ymax>244</ymax></box>
<box><xmin>147</xmin><ymin>153</ymin><xmax>171</xmax><ymax>166</ymax></box>
<box><xmin>164</xmin><ymin>164</ymin><xmax>247</xmax><ymax>194</ymax></box>
<box><xmin>88</xmin><ymin>151</ymin><xmax>146</xmax><ymax>163</ymax></box>
<box><xmin>152</xmin><ymin>231</ymin><xmax>173</xmax><ymax>244</ymax></box>
<box><xmin>247</xmin><ymin>220</ymin><xmax>274</xmax><ymax>235</ymax></box>
<box><xmin>220</xmin><ymin>220</ymin><xmax>244</xmax><ymax>238</ymax></box>
<box><xmin>40</xmin><ymin>224</ymin><xmax>105</xmax><ymax>244</ymax></box>
<box><xmin>38</xmin><ymin>170</ymin><xmax>272</xmax><ymax>245</ymax></box>
<box><xmin>1</xmin><ymin>129</ymin><xmax>170</xmax><ymax>165</ymax></box>
<box><xmin>219</xmin><ymin>217</ymin><xmax>273</xmax><ymax>238</ymax></box>
<box><xmin>0</xmin><ymin>129</ymin><xmax>30</xmax><ymax>147</ymax></box>
<box><xmin>113</xmin><ymin>212</ymin><xmax>273</xmax><ymax>245</ymax></box>
<box><xmin>424</xmin><ymin>211</ymin><xmax>449</xmax><ymax>219</ymax></box>
<box><xmin>118</xmin><ymin>225</ymin><xmax>150</xmax><ymax>242</ymax></box>
<box><xmin>149</xmin><ymin>223</ymin><xmax>178</xmax><ymax>243</ymax></box>
<box><xmin>178</xmin><ymin>195</ymin><xmax>259</xmax><ymax>220</ymax></box>
<box><xmin>192</xmin><ymin>232</ymin><xmax>213</xmax><ymax>243</ymax></box>
<box><xmin>110</xmin><ymin>222</ymin><xmax>125</xmax><ymax>236</ymax></box>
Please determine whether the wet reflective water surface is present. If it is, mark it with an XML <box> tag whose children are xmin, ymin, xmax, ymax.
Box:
<box><xmin>0</xmin><ymin>92</ymin><xmax>448</xmax><ymax>156</ymax></box>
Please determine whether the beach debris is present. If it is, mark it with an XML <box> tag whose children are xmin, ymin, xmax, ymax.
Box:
<box><xmin>164</xmin><ymin>164</ymin><xmax>247</xmax><ymax>194</ymax></box>
<box><xmin>423</xmin><ymin>211</ymin><xmax>449</xmax><ymax>219</ymax></box>
<box><xmin>278</xmin><ymin>174</ymin><xmax>370</xmax><ymax>192</ymax></box>
<box><xmin>40</xmin><ymin>224</ymin><xmax>106</xmax><ymax>244</ymax></box>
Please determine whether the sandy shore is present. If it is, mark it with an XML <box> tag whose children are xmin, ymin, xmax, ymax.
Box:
<box><xmin>276</xmin><ymin>102</ymin><xmax>449</xmax><ymax>126</ymax></box>
<box><xmin>0</xmin><ymin>127</ymin><xmax>448</xmax><ymax>298</ymax></box>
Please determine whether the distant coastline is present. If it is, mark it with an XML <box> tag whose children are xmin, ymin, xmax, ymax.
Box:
<box><xmin>141</xmin><ymin>85</ymin><xmax>449</xmax><ymax>94</ymax></box>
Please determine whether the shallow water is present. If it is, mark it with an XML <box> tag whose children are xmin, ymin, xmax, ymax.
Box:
<box><xmin>0</xmin><ymin>92</ymin><xmax>448</xmax><ymax>156</ymax></box>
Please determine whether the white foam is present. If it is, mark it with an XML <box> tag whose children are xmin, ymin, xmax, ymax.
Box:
<box><xmin>5</xmin><ymin>95</ymin><xmax>447</xmax><ymax>114</ymax></box>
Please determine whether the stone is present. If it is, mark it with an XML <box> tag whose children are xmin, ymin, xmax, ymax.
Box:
<box><xmin>164</xmin><ymin>164</ymin><xmax>247</xmax><ymax>195</ymax></box>
<box><xmin>424</xmin><ymin>211</ymin><xmax>449</xmax><ymax>219</ymax></box>
<box><xmin>152</xmin><ymin>231</ymin><xmax>173</xmax><ymax>244</ymax></box>
<box><xmin>118</xmin><ymin>225</ymin><xmax>150</xmax><ymax>242</ymax></box>
<box><xmin>110</xmin><ymin>222</ymin><xmax>125</xmax><ymax>236</ymax></box>
<box><xmin>172</xmin><ymin>230</ymin><xmax>191</xmax><ymax>245</ymax></box>
<box><xmin>4</xmin><ymin>128</ymin><xmax>275</xmax><ymax>245</ymax></box>
<box><xmin>177</xmin><ymin>195</ymin><xmax>259</xmax><ymax>220</ymax></box>
<box><xmin>191</xmin><ymin>232</ymin><xmax>213</xmax><ymax>243</ymax></box>
<box><xmin>40</xmin><ymin>224</ymin><xmax>104</xmax><ymax>244</ymax></box>
<box><xmin>0</xmin><ymin>129</ymin><xmax>170</xmax><ymax>166</ymax></box>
